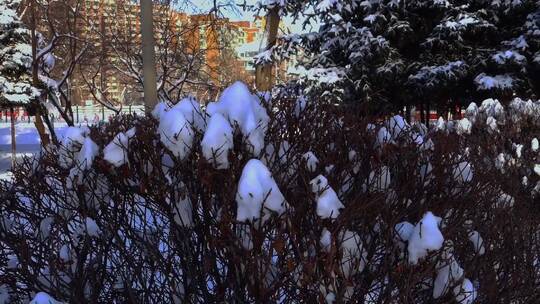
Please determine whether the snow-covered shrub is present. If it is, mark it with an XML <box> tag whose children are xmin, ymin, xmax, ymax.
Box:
<box><xmin>1</xmin><ymin>84</ymin><xmax>539</xmax><ymax>303</ymax></box>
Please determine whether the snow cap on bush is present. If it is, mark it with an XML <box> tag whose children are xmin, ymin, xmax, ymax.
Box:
<box><xmin>302</xmin><ymin>151</ymin><xmax>319</xmax><ymax>172</ymax></box>
<box><xmin>201</xmin><ymin>113</ymin><xmax>234</xmax><ymax>169</ymax></box>
<box><xmin>236</xmin><ymin>159</ymin><xmax>287</xmax><ymax>222</ymax></box>
<box><xmin>310</xmin><ymin>175</ymin><xmax>344</xmax><ymax>219</ymax></box>
<box><xmin>408</xmin><ymin>212</ymin><xmax>444</xmax><ymax>264</ymax></box>
<box><xmin>171</xmin><ymin>97</ymin><xmax>205</xmax><ymax>132</ymax></box>
<box><xmin>207</xmin><ymin>81</ymin><xmax>269</xmax><ymax>155</ymax></box>
<box><xmin>103</xmin><ymin>128</ymin><xmax>135</xmax><ymax>167</ymax></box>
<box><xmin>30</xmin><ymin>292</ymin><xmax>61</xmax><ymax>304</ymax></box>
<box><xmin>158</xmin><ymin>106</ymin><xmax>195</xmax><ymax>160</ymax></box>
<box><xmin>340</xmin><ymin>230</ymin><xmax>367</xmax><ymax>278</ymax></box>
<box><xmin>387</xmin><ymin>115</ymin><xmax>409</xmax><ymax>140</ymax></box>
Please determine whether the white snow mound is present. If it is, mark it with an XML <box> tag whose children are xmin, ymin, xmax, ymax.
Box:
<box><xmin>207</xmin><ymin>81</ymin><xmax>269</xmax><ymax>155</ymax></box>
<box><xmin>408</xmin><ymin>212</ymin><xmax>444</xmax><ymax>264</ymax></box>
<box><xmin>236</xmin><ymin>159</ymin><xmax>287</xmax><ymax>222</ymax></box>
<box><xmin>201</xmin><ymin>113</ymin><xmax>234</xmax><ymax>169</ymax></box>
<box><xmin>310</xmin><ymin>175</ymin><xmax>344</xmax><ymax>219</ymax></box>
<box><xmin>158</xmin><ymin>106</ymin><xmax>195</xmax><ymax>160</ymax></box>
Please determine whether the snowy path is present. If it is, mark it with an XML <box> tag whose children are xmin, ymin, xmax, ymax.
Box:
<box><xmin>0</xmin><ymin>123</ymin><xmax>69</xmax><ymax>180</ymax></box>
<box><xmin>0</xmin><ymin>144</ymin><xmax>39</xmax><ymax>179</ymax></box>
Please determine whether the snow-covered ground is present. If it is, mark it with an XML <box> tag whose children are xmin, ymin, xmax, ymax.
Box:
<box><xmin>0</xmin><ymin>123</ymin><xmax>70</xmax><ymax>179</ymax></box>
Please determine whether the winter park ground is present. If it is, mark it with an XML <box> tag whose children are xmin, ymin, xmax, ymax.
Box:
<box><xmin>0</xmin><ymin>123</ymin><xmax>69</xmax><ymax>180</ymax></box>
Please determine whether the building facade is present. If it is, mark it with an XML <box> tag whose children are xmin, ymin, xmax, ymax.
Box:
<box><xmin>31</xmin><ymin>0</ymin><xmax>282</xmax><ymax>106</ymax></box>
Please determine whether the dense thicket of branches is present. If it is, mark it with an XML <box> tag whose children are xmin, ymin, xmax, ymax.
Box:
<box><xmin>1</xmin><ymin>90</ymin><xmax>539</xmax><ymax>303</ymax></box>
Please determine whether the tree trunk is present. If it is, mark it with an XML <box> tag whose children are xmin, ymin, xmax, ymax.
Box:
<box><xmin>426</xmin><ymin>101</ymin><xmax>431</xmax><ymax>128</ymax></box>
<box><xmin>30</xmin><ymin>0</ymin><xmax>50</xmax><ymax>146</ymax></box>
<box><xmin>141</xmin><ymin>0</ymin><xmax>158</xmax><ymax>114</ymax></box>
<box><xmin>419</xmin><ymin>103</ymin><xmax>425</xmax><ymax>125</ymax></box>
<box><xmin>10</xmin><ymin>108</ymin><xmax>16</xmax><ymax>169</ymax></box>
<box><xmin>255</xmin><ymin>7</ymin><xmax>280</xmax><ymax>92</ymax></box>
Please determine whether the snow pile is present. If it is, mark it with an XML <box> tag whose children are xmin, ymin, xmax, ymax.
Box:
<box><xmin>236</xmin><ymin>159</ymin><xmax>287</xmax><ymax>222</ymax></box>
<box><xmin>201</xmin><ymin>113</ymin><xmax>234</xmax><ymax>169</ymax></box>
<box><xmin>303</xmin><ymin>67</ymin><xmax>346</xmax><ymax>84</ymax></box>
<box><xmin>532</xmin><ymin>138</ymin><xmax>539</xmax><ymax>152</ymax></box>
<box><xmin>495</xmin><ymin>192</ymin><xmax>515</xmax><ymax>208</ymax></box>
<box><xmin>478</xmin><ymin>98</ymin><xmax>505</xmax><ymax>120</ymax></box>
<box><xmin>59</xmin><ymin>126</ymin><xmax>87</xmax><ymax>168</ymax></box>
<box><xmin>302</xmin><ymin>151</ymin><xmax>319</xmax><ymax>172</ymax></box>
<box><xmin>0</xmin><ymin>284</ymin><xmax>9</xmax><ymax>303</ymax></box>
<box><xmin>158</xmin><ymin>105</ymin><xmax>195</xmax><ymax>160</ymax></box>
<box><xmin>103</xmin><ymin>128</ymin><xmax>135</xmax><ymax>167</ymax></box>
<box><xmin>486</xmin><ymin>116</ymin><xmax>498</xmax><ymax>133</ymax></box>
<box><xmin>375</xmin><ymin>126</ymin><xmax>392</xmax><ymax>149</ymax></box>
<box><xmin>436</xmin><ymin>117</ymin><xmax>448</xmax><ymax>133</ymax></box>
<box><xmin>84</xmin><ymin>217</ymin><xmax>101</xmax><ymax>237</ymax></box>
<box><xmin>453</xmin><ymin>161</ymin><xmax>473</xmax><ymax>184</ymax></box>
<box><xmin>440</xmin><ymin>14</ymin><xmax>482</xmax><ymax>31</ymax></box>
<box><xmin>408</xmin><ymin>212</ymin><xmax>444</xmax><ymax>264</ymax></box>
<box><xmin>30</xmin><ymin>292</ymin><xmax>61</xmax><ymax>304</ymax></box>
<box><xmin>386</xmin><ymin>115</ymin><xmax>409</xmax><ymax>140</ymax></box>
<box><xmin>508</xmin><ymin>97</ymin><xmax>539</xmax><ymax>123</ymax></box>
<box><xmin>310</xmin><ymin>175</ymin><xmax>344</xmax><ymax>219</ymax></box>
<box><xmin>7</xmin><ymin>255</ymin><xmax>17</xmax><ymax>269</ymax></box>
<box><xmin>395</xmin><ymin>221</ymin><xmax>414</xmax><ymax>243</ymax></box>
<box><xmin>320</xmin><ymin>228</ymin><xmax>332</xmax><ymax>252</ymax></box>
<box><xmin>56</xmin><ymin>126</ymin><xmax>100</xmax><ymax>179</ymax></box>
<box><xmin>172</xmin><ymin>97</ymin><xmax>206</xmax><ymax>132</ymax></box>
<box><xmin>340</xmin><ymin>230</ymin><xmax>367</xmax><ymax>278</ymax></box>
<box><xmin>171</xmin><ymin>191</ymin><xmax>193</xmax><ymax>228</ymax></box>
<box><xmin>151</xmin><ymin>101</ymin><xmax>169</xmax><ymax>120</ymax></box>
<box><xmin>368</xmin><ymin>166</ymin><xmax>391</xmax><ymax>192</ymax></box>
<box><xmin>395</xmin><ymin>221</ymin><xmax>414</xmax><ymax>253</ymax></box>
<box><xmin>61</xmin><ymin>127</ymin><xmax>86</xmax><ymax>148</ymax></box>
<box><xmin>456</xmin><ymin>118</ymin><xmax>472</xmax><ymax>135</ymax></box>
<box><xmin>207</xmin><ymin>81</ymin><xmax>269</xmax><ymax>155</ymax></box>
<box><xmin>59</xmin><ymin>244</ymin><xmax>71</xmax><ymax>262</ymax></box>
<box><xmin>433</xmin><ymin>252</ymin><xmax>464</xmax><ymax>299</ymax></box>
<box><xmin>468</xmin><ymin>230</ymin><xmax>485</xmax><ymax>255</ymax></box>
<box><xmin>453</xmin><ymin>278</ymin><xmax>477</xmax><ymax>304</ymax></box>
<box><xmin>534</xmin><ymin>164</ymin><xmax>540</xmax><ymax>176</ymax></box>
<box><xmin>77</xmin><ymin>137</ymin><xmax>99</xmax><ymax>170</ymax></box>
<box><xmin>39</xmin><ymin>216</ymin><xmax>53</xmax><ymax>239</ymax></box>
<box><xmin>465</xmin><ymin>102</ymin><xmax>478</xmax><ymax>122</ymax></box>
<box><xmin>0</xmin><ymin>2</ymin><xmax>18</xmax><ymax>27</ymax></box>
<box><xmin>42</xmin><ymin>52</ymin><xmax>55</xmax><ymax>72</ymax></box>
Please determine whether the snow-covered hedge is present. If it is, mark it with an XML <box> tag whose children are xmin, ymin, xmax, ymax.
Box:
<box><xmin>1</xmin><ymin>82</ymin><xmax>539</xmax><ymax>303</ymax></box>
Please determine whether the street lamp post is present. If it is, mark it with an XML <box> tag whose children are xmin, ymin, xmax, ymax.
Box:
<box><xmin>141</xmin><ymin>0</ymin><xmax>158</xmax><ymax>114</ymax></box>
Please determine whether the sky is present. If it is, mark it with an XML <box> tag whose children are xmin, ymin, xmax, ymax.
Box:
<box><xmin>182</xmin><ymin>0</ymin><xmax>313</xmax><ymax>33</ymax></box>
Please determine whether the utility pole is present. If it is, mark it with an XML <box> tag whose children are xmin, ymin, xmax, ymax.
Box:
<box><xmin>255</xmin><ymin>7</ymin><xmax>280</xmax><ymax>92</ymax></box>
<box><xmin>141</xmin><ymin>0</ymin><xmax>158</xmax><ymax>114</ymax></box>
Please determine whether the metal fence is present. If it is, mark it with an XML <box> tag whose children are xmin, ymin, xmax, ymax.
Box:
<box><xmin>0</xmin><ymin>105</ymin><xmax>146</xmax><ymax>124</ymax></box>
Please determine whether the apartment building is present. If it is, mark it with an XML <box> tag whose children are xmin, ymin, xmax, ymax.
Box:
<box><xmin>32</xmin><ymin>0</ymin><xmax>271</xmax><ymax>105</ymax></box>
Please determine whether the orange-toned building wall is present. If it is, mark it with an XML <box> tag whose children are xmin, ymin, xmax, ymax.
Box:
<box><xmin>31</xmin><ymin>0</ymin><xmax>264</xmax><ymax>104</ymax></box>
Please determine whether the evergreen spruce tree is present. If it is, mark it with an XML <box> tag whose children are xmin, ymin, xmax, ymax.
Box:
<box><xmin>0</xmin><ymin>0</ymin><xmax>40</xmax><ymax>108</ymax></box>
<box><xmin>260</xmin><ymin>0</ymin><xmax>540</xmax><ymax>114</ymax></box>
